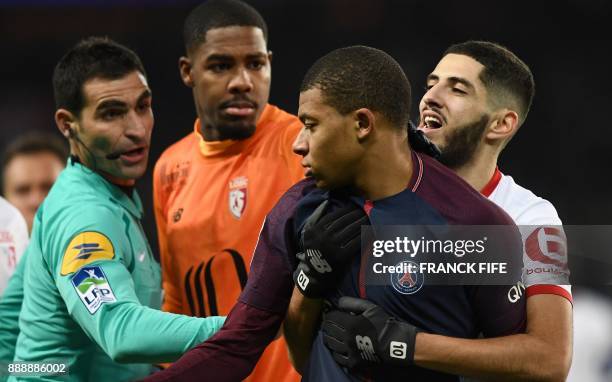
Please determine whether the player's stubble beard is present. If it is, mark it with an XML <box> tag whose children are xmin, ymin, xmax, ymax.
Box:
<box><xmin>215</xmin><ymin>120</ymin><xmax>256</xmax><ymax>140</ymax></box>
<box><xmin>213</xmin><ymin>100</ymin><xmax>258</xmax><ymax>141</ymax></box>
<box><xmin>438</xmin><ymin>114</ymin><xmax>489</xmax><ymax>170</ymax></box>
<box><xmin>201</xmin><ymin>115</ymin><xmax>257</xmax><ymax>141</ymax></box>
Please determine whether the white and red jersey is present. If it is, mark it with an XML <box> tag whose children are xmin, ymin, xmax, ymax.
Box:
<box><xmin>482</xmin><ymin>168</ymin><xmax>572</xmax><ymax>302</ymax></box>
<box><xmin>0</xmin><ymin>196</ymin><xmax>28</xmax><ymax>297</ymax></box>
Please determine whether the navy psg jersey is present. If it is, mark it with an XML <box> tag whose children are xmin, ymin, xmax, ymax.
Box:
<box><xmin>240</xmin><ymin>152</ymin><xmax>526</xmax><ymax>381</ymax></box>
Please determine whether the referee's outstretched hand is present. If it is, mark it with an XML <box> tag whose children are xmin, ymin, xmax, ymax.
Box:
<box><xmin>293</xmin><ymin>201</ymin><xmax>368</xmax><ymax>298</ymax></box>
<box><xmin>322</xmin><ymin>297</ymin><xmax>420</xmax><ymax>370</ymax></box>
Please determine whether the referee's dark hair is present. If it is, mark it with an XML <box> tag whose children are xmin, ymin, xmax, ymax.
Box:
<box><xmin>53</xmin><ymin>37</ymin><xmax>146</xmax><ymax>117</ymax></box>
<box><xmin>300</xmin><ymin>45</ymin><xmax>412</xmax><ymax>129</ymax></box>
<box><xmin>184</xmin><ymin>0</ymin><xmax>268</xmax><ymax>55</ymax></box>
<box><xmin>445</xmin><ymin>41</ymin><xmax>535</xmax><ymax>126</ymax></box>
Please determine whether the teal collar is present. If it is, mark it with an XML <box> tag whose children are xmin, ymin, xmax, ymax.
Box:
<box><xmin>66</xmin><ymin>157</ymin><xmax>143</xmax><ymax>219</ymax></box>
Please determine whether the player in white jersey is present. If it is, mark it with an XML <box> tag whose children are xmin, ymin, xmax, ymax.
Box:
<box><xmin>0</xmin><ymin>196</ymin><xmax>28</xmax><ymax>297</ymax></box>
<box><xmin>417</xmin><ymin>41</ymin><xmax>572</xmax><ymax>379</ymax></box>
<box><xmin>484</xmin><ymin>169</ymin><xmax>571</xmax><ymax>298</ymax></box>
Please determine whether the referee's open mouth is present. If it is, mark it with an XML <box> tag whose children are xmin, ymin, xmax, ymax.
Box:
<box><xmin>119</xmin><ymin>147</ymin><xmax>147</xmax><ymax>164</ymax></box>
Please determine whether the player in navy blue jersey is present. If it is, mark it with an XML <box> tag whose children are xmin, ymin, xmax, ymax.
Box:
<box><xmin>283</xmin><ymin>46</ymin><xmax>525</xmax><ymax>381</ymax></box>
<box><xmin>142</xmin><ymin>46</ymin><xmax>524</xmax><ymax>382</ymax></box>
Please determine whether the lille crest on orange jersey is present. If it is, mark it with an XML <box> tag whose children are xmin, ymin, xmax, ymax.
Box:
<box><xmin>229</xmin><ymin>176</ymin><xmax>248</xmax><ymax>219</ymax></box>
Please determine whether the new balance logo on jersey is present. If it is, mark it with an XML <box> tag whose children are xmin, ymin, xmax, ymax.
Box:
<box><xmin>356</xmin><ymin>335</ymin><xmax>378</xmax><ymax>362</ymax></box>
<box><xmin>306</xmin><ymin>249</ymin><xmax>332</xmax><ymax>273</ymax></box>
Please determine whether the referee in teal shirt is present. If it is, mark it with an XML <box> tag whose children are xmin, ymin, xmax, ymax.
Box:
<box><xmin>3</xmin><ymin>37</ymin><xmax>224</xmax><ymax>382</ymax></box>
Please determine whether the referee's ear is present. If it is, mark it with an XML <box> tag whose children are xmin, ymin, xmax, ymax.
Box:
<box><xmin>55</xmin><ymin>109</ymin><xmax>77</xmax><ymax>140</ymax></box>
<box><xmin>179</xmin><ymin>56</ymin><xmax>194</xmax><ymax>88</ymax></box>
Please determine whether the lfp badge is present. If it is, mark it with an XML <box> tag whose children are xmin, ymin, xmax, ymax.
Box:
<box><xmin>71</xmin><ymin>266</ymin><xmax>117</xmax><ymax>314</ymax></box>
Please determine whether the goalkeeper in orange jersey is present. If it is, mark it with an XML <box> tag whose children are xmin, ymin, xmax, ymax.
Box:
<box><xmin>152</xmin><ymin>1</ymin><xmax>303</xmax><ymax>381</ymax></box>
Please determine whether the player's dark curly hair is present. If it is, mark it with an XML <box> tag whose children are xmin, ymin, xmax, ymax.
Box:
<box><xmin>445</xmin><ymin>41</ymin><xmax>535</xmax><ymax>126</ymax></box>
<box><xmin>52</xmin><ymin>36</ymin><xmax>146</xmax><ymax>116</ymax></box>
<box><xmin>183</xmin><ymin>0</ymin><xmax>268</xmax><ymax>55</ymax></box>
<box><xmin>300</xmin><ymin>45</ymin><xmax>412</xmax><ymax>128</ymax></box>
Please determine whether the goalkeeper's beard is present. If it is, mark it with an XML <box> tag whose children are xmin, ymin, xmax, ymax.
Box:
<box><xmin>214</xmin><ymin>120</ymin><xmax>257</xmax><ymax>141</ymax></box>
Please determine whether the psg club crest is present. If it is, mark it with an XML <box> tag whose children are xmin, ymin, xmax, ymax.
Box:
<box><xmin>390</xmin><ymin>261</ymin><xmax>424</xmax><ymax>295</ymax></box>
<box><xmin>229</xmin><ymin>176</ymin><xmax>248</xmax><ymax>219</ymax></box>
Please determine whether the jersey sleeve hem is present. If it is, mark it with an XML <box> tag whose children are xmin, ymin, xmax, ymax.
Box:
<box><xmin>526</xmin><ymin>284</ymin><xmax>573</xmax><ymax>305</ymax></box>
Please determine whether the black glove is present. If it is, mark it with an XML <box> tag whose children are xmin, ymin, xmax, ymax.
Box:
<box><xmin>293</xmin><ymin>201</ymin><xmax>368</xmax><ymax>298</ymax></box>
<box><xmin>322</xmin><ymin>297</ymin><xmax>420</xmax><ymax>370</ymax></box>
<box><xmin>408</xmin><ymin>121</ymin><xmax>441</xmax><ymax>159</ymax></box>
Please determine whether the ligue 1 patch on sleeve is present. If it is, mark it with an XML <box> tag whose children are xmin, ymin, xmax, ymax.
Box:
<box><xmin>61</xmin><ymin>231</ymin><xmax>115</xmax><ymax>275</ymax></box>
<box><xmin>71</xmin><ymin>266</ymin><xmax>117</xmax><ymax>314</ymax></box>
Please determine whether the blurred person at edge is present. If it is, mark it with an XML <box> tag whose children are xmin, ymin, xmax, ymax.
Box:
<box><xmin>0</xmin><ymin>196</ymin><xmax>28</xmax><ymax>297</ymax></box>
<box><xmin>1</xmin><ymin>132</ymin><xmax>67</xmax><ymax>233</ymax></box>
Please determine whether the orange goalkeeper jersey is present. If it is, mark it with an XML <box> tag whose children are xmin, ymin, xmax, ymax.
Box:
<box><xmin>153</xmin><ymin>104</ymin><xmax>303</xmax><ymax>382</ymax></box>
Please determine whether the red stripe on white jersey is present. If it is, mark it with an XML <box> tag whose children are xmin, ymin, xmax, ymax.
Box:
<box><xmin>526</xmin><ymin>284</ymin><xmax>573</xmax><ymax>304</ymax></box>
<box><xmin>481</xmin><ymin>167</ymin><xmax>502</xmax><ymax>197</ymax></box>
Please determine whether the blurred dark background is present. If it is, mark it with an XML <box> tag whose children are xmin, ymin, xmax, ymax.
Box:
<box><xmin>1</xmin><ymin>0</ymin><xmax>611</xmax><ymax>260</ymax></box>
